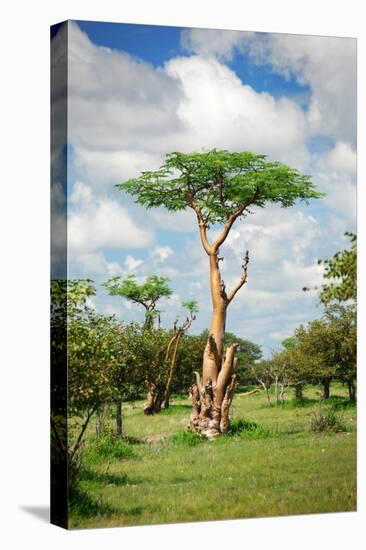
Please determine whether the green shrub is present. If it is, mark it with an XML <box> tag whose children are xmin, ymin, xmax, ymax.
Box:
<box><xmin>310</xmin><ymin>405</ymin><xmax>348</xmax><ymax>433</ymax></box>
<box><xmin>226</xmin><ymin>418</ymin><xmax>271</xmax><ymax>438</ymax></box>
<box><xmin>170</xmin><ymin>430</ymin><xmax>206</xmax><ymax>447</ymax></box>
<box><xmin>86</xmin><ymin>434</ymin><xmax>135</xmax><ymax>462</ymax></box>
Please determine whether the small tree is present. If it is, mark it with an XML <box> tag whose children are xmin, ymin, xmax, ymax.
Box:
<box><xmin>269</xmin><ymin>352</ymin><xmax>291</xmax><ymax>405</ymax></box>
<box><xmin>118</xmin><ymin>149</ymin><xmax>322</xmax><ymax>437</ymax></box>
<box><xmin>51</xmin><ymin>278</ymin><xmax>97</xmax><ymax>471</ymax></box>
<box><xmin>68</xmin><ymin>311</ymin><xmax>119</xmax><ymax>458</ymax></box>
<box><xmin>323</xmin><ymin>304</ymin><xmax>356</xmax><ymax>400</ymax></box>
<box><xmin>110</xmin><ymin>322</ymin><xmax>162</xmax><ymax>435</ymax></box>
<box><xmin>103</xmin><ymin>274</ymin><xmax>172</xmax><ymax>328</ymax></box>
<box><xmin>280</xmin><ymin>336</ymin><xmax>305</xmax><ymax>399</ymax></box>
<box><xmin>251</xmin><ymin>359</ymin><xmax>273</xmax><ymax>406</ymax></box>
<box><xmin>295</xmin><ymin>321</ymin><xmax>336</xmax><ymax>399</ymax></box>
<box><xmin>51</xmin><ymin>279</ymin><xmax>121</xmax><ymax>472</ymax></box>
<box><xmin>144</xmin><ymin>300</ymin><xmax>198</xmax><ymax>414</ymax></box>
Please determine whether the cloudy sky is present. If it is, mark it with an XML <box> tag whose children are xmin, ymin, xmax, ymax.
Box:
<box><xmin>52</xmin><ymin>20</ymin><xmax>356</xmax><ymax>355</ymax></box>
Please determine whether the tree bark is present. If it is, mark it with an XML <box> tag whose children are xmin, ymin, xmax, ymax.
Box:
<box><xmin>189</xmin><ymin>253</ymin><xmax>240</xmax><ymax>438</ymax></box>
<box><xmin>187</xmin><ymin>203</ymin><xmax>249</xmax><ymax>437</ymax></box>
<box><xmin>322</xmin><ymin>379</ymin><xmax>331</xmax><ymax>400</ymax></box>
<box><xmin>115</xmin><ymin>399</ymin><xmax>123</xmax><ymax>436</ymax></box>
<box><xmin>144</xmin><ymin>382</ymin><xmax>164</xmax><ymax>415</ymax></box>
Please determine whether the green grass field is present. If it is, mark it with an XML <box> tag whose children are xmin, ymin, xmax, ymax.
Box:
<box><xmin>69</xmin><ymin>383</ymin><xmax>356</xmax><ymax>529</ymax></box>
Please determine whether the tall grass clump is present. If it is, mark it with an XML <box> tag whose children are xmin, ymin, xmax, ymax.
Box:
<box><xmin>85</xmin><ymin>433</ymin><xmax>135</xmax><ymax>462</ymax></box>
<box><xmin>170</xmin><ymin>430</ymin><xmax>206</xmax><ymax>447</ymax></box>
<box><xmin>310</xmin><ymin>405</ymin><xmax>348</xmax><ymax>433</ymax></box>
<box><xmin>226</xmin><ymin>418</ymin><xmax>271</xmax><ymax>438</ymax></box>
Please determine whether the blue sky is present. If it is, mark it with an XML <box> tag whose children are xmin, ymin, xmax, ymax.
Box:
<box><xmin>51</xmin><ymin>20</ymin><xmax>356</xmax><ymax>355</ymax></box>
<box><xmin>77</xmin><ymin>20</ymin><xmax>310</xmax><ymax>102</ymax></box>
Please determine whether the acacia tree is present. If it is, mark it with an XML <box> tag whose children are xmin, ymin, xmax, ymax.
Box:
<box><xmin>103</xmin><ymin>274</ymin><xmax>172</xmax><ymax>328</ymax></box>
<box><xmin>118</xmin><ymin>149</ymin><xmax>322</xmax><ymax>437</ymax></box>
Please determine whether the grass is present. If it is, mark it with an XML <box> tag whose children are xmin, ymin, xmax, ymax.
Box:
<box><xmin>69</xmin><ymin>383</ymin><xmax>356</xmax><ymax>529</ymax></box>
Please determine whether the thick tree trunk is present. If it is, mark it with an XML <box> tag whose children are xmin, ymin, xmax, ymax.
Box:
<box><xmin>295</xmin><ymin>384</ymin><xmax>303</xmax><ymax>400</ymax></box>
<box><xmin>322</xmin><ymin>379</ymin><xmax>331</xmax><ymax>400</ymax></box>
<box><xmin>144</xmin><ymin>382</ymin><xmax>164</xmax><ymax>415</ymax></box>
<box><xmin>190</xmin><ymin>254</ymin><xmax>238</xmax><ymax>438</ymax></box>
<box><xmin>115</xmin><ymin>399</ymin><xmax>123</xmax><ymax>436</ymax></box>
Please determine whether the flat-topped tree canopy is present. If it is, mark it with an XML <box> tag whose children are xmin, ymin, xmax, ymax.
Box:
<box><xmin>103</xmin><ymin>274</ymin><xmax>172</xmax><ymax>311</ymax></box>
<box><xmin>118</xmin><ymin>150</ymin><xmax>323</xmax><ymax>228</ymax></box>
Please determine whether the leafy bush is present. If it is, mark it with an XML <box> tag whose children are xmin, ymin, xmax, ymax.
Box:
<box><xmin>310</xmin><ymin>405</ymin><xmax>348</xmax><ymax>433</ymax></box>
<box><xmin>226</xmin><ymin>418</ymin><xmax>271</xmax><ymax>438</ymax></box>
<box><xmin>86</xmin><ymin>434</ymin><xmax>135</xmax><ymax>462</ymax></box>
<box><xmin>170</xmin><ymin>430</ymin><xmax>206</xmax><ymax>447</ymax></box>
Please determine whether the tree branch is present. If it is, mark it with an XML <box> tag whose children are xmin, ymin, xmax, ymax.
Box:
<box><xmin>186</xmin><ymin>191</ymin><xmax>212</xmax><ymax>255</ymax></box>
<box><xmin>212</xmin><ymin>190</ymin><xmax>260</xmax><ymax>252</ymax></box>
<box><xmin>70</xmin><ymin>406</ymin><xmax>97</xmax><ymax>463</ymax></box>
<box><xmin>212</xmin><ymin>203</ymin><xmax>247</xmax><ymax>252</ymax></box>
<box><xmin>227</xmin><ymin>251</ymin><xmax>250</xmax><ymax>304</ymax></box>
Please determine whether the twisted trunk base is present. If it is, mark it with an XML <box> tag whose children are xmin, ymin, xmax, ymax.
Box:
<box><xmin>144</xmin><ymin>383</ymin><xmax>164</xmax><ymax>415</ymax></box>
<box><xmin>189</xmin><ymin>343</ymin><xmax>238</xmax><ymax>438</ymax></box>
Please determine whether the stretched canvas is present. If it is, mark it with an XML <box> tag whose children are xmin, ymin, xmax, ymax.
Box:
<box><xmin>51</xmin><ymin>20</ymin><xmax>357</xmax><ymax>530</ymax></box>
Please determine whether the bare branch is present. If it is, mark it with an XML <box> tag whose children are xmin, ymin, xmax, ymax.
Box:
<box><xmin>212</xmin><ymin>203</ymin><xmax>248</xmax><ymax>252</ymax></box>
<box><xmin>227</xmin><ymin>250</ymin><xmax>250</xmax><ymax>303</ymax></box>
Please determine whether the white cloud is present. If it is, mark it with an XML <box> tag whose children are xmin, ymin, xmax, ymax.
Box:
<box><xmin>164</xmin><ymin>55</ymin><xmax>309</xmax><ymax>169</ymax></box>
<box><xmin>68</xmin><ymin>181</ymin><xmax>154</xmax><ymax>255</ymax></box>
<box><xmin>67</xmin><ymin>21</ymin><xmax>311</xmax><ymax>195</ymax></box>
<box><xmin>73</xmin><ymin>148</ymin><xmax>163</xmax><ymax>189</ymax></box>
<box><xmin>68</xmin><ymin>181</ymin><xmax>154</xmax><ymax>277</ymax></box>
<box><xmin>124</xmin><ymin>255</ymin><xmax>144</xmax><ymax>272</ymax></box>
<box><xmin>181</xmin><ymin>28</ymin><xmax>250</xmax><ymax>60</ymax></box>
<box><xmin>181</xmin><ymin>29</ymin><xmax>356</xmax><ymax>145</ymax></box>
<box><xmin>152</xmin><ymin>245</ymin><xmax>173</xmax><ymax>262</ymax></box>
<box><xmin>71</xmin><ymin>252</ymin><xmax>123</xmax><ymax>278</ymax></box>
<box><xmin>67</xmin><ymin>21</ymin><xmax>184</xmax><ymax>155</ymax></box>
<box><xmin>311</xmin><ymin>141</ymin><xmax>357</xmax><ymax>225</ymax></box>
<box><xmin>63</xmin><ymin>22</ymin><xmax>356</xmax><ymax>352</ymax></box>
<box><xmin>316</xmin><ymin>141</ymin><xmax>356</xmax><ymax>176</ymax></box>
